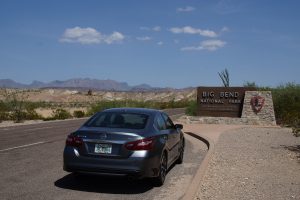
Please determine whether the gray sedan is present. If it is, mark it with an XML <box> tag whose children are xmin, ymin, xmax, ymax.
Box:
<box><xmin>63</xmin><ymin>108</ymin><xmax>184</xmax><ymax>186</ymax></box>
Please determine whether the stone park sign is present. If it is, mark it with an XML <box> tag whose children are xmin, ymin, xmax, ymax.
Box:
<box><xmin>194</xmin><ymin>87</ymin><xmax>276</xmax><ymax>126</ymax></box>
<box><xmin>197</xmin><ymin>87</ymin><xmax>255</xmax><ymax>117</ymax></box>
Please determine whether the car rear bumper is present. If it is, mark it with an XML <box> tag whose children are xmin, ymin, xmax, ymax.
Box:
<box><xmin>63</xmin><ymin>146</ymin><xmax>160</xmax><ymax>178</ymax></box>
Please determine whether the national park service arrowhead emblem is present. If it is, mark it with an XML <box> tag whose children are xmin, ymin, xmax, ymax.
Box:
<box><xmin>250</xmin><ymin>95</ymin><xmax>265</xmax><ymax>113</ymax></box>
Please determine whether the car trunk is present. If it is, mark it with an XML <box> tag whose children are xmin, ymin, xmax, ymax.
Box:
<box><xmin>74</xmin><ymin>128</ymin><xmax>143</xmax><ymax>159</ymax></box>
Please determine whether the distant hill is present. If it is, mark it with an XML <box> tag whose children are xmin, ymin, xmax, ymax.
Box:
<box><xmin>0</xmin><ymin>78</ymin><xmax>183</xmax><ymax>91</ymax></box>
<box><xmin>0</xmin><ymin>79</ymin><xmax>28</xmax><ymax>88</ymax></box>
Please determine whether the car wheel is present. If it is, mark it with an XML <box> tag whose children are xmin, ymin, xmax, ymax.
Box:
<box><xmin>153</xmin><ymin>152</ymin><xmax>167</xmax><ymax>186</ymax></box>
<box><xmin>177</xmin><ymin>140</ymin><xmax>184</xmax><ymax>164</ymax></box>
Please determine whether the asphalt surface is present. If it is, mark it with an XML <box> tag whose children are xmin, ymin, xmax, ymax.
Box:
<box><xmin>0</xmin><ymin>115</ymin><xmax>207</xmax><ymax>200</ymax></box>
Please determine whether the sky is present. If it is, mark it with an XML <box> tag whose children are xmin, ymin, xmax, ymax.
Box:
<box><xmin>0</xmin><ymin>0</ymin><xmax>299</xmax><ymax>88</ymax></box>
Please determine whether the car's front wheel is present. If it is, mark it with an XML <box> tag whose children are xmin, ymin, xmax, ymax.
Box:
<box><xmin>153</xmin><ymin>152</ymin><xmax>167</xmax><ymax>186</ymax></box>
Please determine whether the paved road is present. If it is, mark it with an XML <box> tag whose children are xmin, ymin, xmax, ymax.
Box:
<box><xmin>0</xmin><ymin>117</ymin><xmax>207</xmax><ymax>200</ymax></box>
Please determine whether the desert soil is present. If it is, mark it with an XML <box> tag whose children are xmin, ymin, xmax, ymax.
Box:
<box><xmin>196</xmin><ymin>127</ymin><xmax>300</xmax><ymax>200</ymax></box>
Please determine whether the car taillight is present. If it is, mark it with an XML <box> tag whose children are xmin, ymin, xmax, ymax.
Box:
<box><xmin>66</xmin><ymin>135</ymin><xmax>83</xmax><ymax>147</ymax></box>
<box><xmin>125</xmin><ymin>137</ymin><xmax>155</xmax><ymax>151</ymax></box>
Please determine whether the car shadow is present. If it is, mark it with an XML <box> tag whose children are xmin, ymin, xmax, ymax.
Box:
<box><xmin>54</xmin><ymin>173</ymin><xmax>154</xmax><ymax>194</ymax></box>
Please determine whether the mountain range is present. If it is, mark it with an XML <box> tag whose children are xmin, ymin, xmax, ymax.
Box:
<box><xmin>0</xmin><ymin>78</ymin><xmax>177</xmax><ymax>91</ymax></box>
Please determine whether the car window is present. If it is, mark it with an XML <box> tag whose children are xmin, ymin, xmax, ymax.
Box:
<box><xmin>162</xmin><ymin>113</ymin><xmax>175</xmax><ymax>129</ymax></box>
<box><xmin>85</xmin><ymin>112</ymin><xmax>149</xmax><ymax>129</ymax></box>
<box><xmin>156</xmin><ymin>113</ymin><xmax>166</xmax><ymax>130</ymax></box>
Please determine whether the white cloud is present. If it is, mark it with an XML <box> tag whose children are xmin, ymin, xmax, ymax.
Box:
<box><xmin>60</xmin><ymin>27</ymin><xmax>101</xmax><ymax>44</ymax></box>
<box><xmin>153</xmin><ymin>26</ymin><xmax>161</xmax><ymax>32</ymax></box>
<box><xmin>140</xmin><ymin>26</ymin><xmax>161</xmax><ymax>32</ymax></box>
<box><xmin>181</xmin><ymin>40</ymin><xmax>226</xmax><ymax>51</ymax></box>
<box><xmin>105</xmin><ymin>31</ymin><xmax>125</xmax><ymax>44</ymax></box>
<box><xmin>177</xmin><ymin>6</ymin><xmax>195</xmax><ymax>12</ymax></box>
<box><xmin>169</xmin><ymin>26</ymin><xmax>218</xmax><ymax>37</ymax></box>
<box><xmin>60</xmin><ymin>26</ymin><xmax>125</xmax><ymax>45</ymax></box>
<box><xmin>157</xmin><ymin>41</ymin><xmax>163</xmax><ymax>45</ymax></box>
<box><xmin>221</xmin><ymin>26</ymin><xmax>229</xmax><ymax>32</ymax></box>
<box><xmin>136</xmin><ymin>36</ymin><xmax>152</xmax><ymax>41</ymax></box>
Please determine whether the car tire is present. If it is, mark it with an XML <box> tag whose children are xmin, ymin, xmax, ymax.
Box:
<box><xmin>153</xmin><ymin>152</ymin><xmax>167</xmax><ymax>186</ymax></box>
<box><xmin>177</xmin><ymin>140</ymin><xmax>184</xmax><ymax>164</ymax></box>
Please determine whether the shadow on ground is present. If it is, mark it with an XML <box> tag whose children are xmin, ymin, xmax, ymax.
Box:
<box><xmin>54</xmin><ymin>173</ymin><xmax>154</xmax><ymax>194</ymax></box>
<box><xmin>282</xmin><ymin>145</ymin><xmax>300</xmax><ymax>163</ymax></box>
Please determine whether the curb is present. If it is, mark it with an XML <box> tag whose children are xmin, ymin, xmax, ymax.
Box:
<box><xmin>182</xmin><ymin>132</ymin><xmax>215</xmax><ymax>200</ymax></box>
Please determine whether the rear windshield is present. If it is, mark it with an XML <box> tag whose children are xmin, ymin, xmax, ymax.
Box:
<box><xmin>85</xmin><ymin>112</ymin><xmax>149</xmax><ymax>129</ymax></box>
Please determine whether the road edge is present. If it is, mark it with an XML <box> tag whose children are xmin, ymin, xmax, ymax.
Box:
<box><xmin>182</xmin><ymin>131</ymin><xmax>215</xmax><ymax>200</ymax></box>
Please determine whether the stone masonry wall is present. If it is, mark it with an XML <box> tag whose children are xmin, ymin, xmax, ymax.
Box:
<box><xmin>241</xmin><ymin>91</ymin><xmax>276</xmax><ymax>126</ymax></box>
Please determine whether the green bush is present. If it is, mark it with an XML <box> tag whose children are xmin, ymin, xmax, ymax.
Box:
<box><xmin>0</xmin><ymin>112</ymin><xmax>7</xmax><ymax>122</ymax></box>
<box><xmin>25</xmin><ymin>109</ymin><xmax>43</xmax><ymax>120</ymax></box>
<box><xmin>23</xmin><ymin>102</ymin><xmax>43</xmax><ymax>120</ymax></box>
<box><xmin>269</xmin><ymin>83</ymin><xmax>300</xmax><ymax>128</ymax></box>
<box><xmin>87</xmin><ymin>100</ymin><xmax>191</xmax><ymax>116</ymax></box>
<box><xmin>10</xmin><ymin>111</ymin><xmax>27</xmax><ymax>123</ymax></box>
<box><xmin>185</xmin><ymin>100</ymin><xmax>198</xmax><ymax>116</ymax></box>
<box><xmin>51</xmin><ymin>109</ymin><xmax>72</xmax><ymax>120</ymax></box>
<box><xmin>43</xmin><ymin>117</ymin><xmax>54</xmax><ymax>121</ymax></box>
<box><xmin>73</xmin><ymin>110</ymin><xmax>85</xmax><ymax>118</ymax></box>
<box><xmin>0</xmin><ymin>101</ymin><xmax>9</xmax><ymax>122</ymax></box>
<box><xmin>0</xmin><ymin>89</ymin><xmax>28</xmax><ymax>122</ymax></box>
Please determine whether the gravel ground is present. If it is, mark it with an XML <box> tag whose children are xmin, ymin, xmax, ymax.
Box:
<box><xmin>196</xmin><ymin>127</ymin><xmax>300</xmax><ymax>200</ymax></box>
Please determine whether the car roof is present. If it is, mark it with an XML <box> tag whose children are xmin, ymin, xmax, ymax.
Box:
<box><xmin>102</xmin><ymin>107</ymin><xmax>161</xmax><ymax>115</ymax></box>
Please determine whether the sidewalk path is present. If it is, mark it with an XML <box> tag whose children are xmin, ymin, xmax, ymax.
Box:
<box><xmin>183</xmin><ymin>124</ymin><xmax>300</xmax><ymax>200</ymax></box>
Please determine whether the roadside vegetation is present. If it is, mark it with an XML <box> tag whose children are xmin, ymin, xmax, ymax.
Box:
<box><xmin>1</xmin><ymin>84</ymin><xmax>299</xmax><ymax>135</ymax></box>
<box><xmin>0</xmin><ymin>89</ymin><xmax>192</xmax><ymax>122</ymax></box>
<box><xmin>185</xmin><ymin>100</ymin><xmax>197</xmax><ymax>116</ymax></box>
<box><xmin>268</xmin><ymin>83</ymin><xmax>300</xmax><ymax>136</ymax></box>
<box><xmin>86</xmin><ymin>99</ymin><xmax>190</xmax><ymax>116</ymax></box>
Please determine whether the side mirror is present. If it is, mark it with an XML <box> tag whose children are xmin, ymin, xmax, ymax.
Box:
<box><xmin>174</xmin><ymin>124</ymin><xmax>183</xmax><ymax>129</ymax></box>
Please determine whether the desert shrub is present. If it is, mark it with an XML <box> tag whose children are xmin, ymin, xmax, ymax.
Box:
<box><xmin>87</xmin><ymin>100</ymin><xmax>191</xmax><ymax>116</ymax></box>
<box><xmin>73</xmin><ymin>110</ymin><xmax>85</xmax><ymax>118</ymax></box>
<box><xmin>243</xmin><ymin>81</ymin><xmax>258</xmax><ymax>89</ymax></box>
<box><xmin>87</xmin><ymin>101</ymin><xmax>129</xmax><ymax>115</ymax></box>
<box><xmin>1</xmin><ymin>89</ymin><xmax>28</xmax><ymax>123</ymax></box>
<box><xmin>269</xmin><ymin>83</ymin><xmax>300</xmax><ymax>128</ymax></box>
<box><xmin>51</xmin><ymin>109</ymin><xmax>72</xmax><ymax>120</ymax></box>
<box><xmin>185</xmin><ymin>100</ymin><xmax>197</xmax><ymax>116</ymax></box>
<box><xmin>87</xmin><ymin>89</ymin><xmax>93</xmax><ymax>96</ymax></box>
<box><xmin>10</xmin><ymin>111</ymin><xmax>27</xmax><ymax>123</ymax></box>
<box><xmin>25</xmin><ymin>110</ymin><xmax>42</xmax><ymax>120</ymax></box>
<box><xmin>0</xmin><ymin>99</ymin><xmax>43</xmax><ymax>121</ymax></box>
<box><xmin>24</xmin><ymin>106</ymin><xmax>43</xmax><ymax>120</ymax></box>
<box><xmin>43</xmin><ymin>117</ymin><xmax>54</xmax><ymax>121</ymax></box>
<box><xmin>0</xmin><ymin>112</ymin><xmax>5</xmax><ymax>122</ymax></box>
<box><xmin>0</xmin><ymin>101</ymin><xmax>9</xmax><ymax>122</ymax></box>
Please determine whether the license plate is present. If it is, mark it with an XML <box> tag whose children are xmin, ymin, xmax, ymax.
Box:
<box><xmin>94</xmin><ymin>143</ymin><xmax>112</xmax><ymax>154</ymax></box>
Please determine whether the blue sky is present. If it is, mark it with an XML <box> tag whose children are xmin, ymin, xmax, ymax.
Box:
<box><xmin>0</xmin><ymin>0</ymin><xmax>299</xmax><ymax>88</ymax></box>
